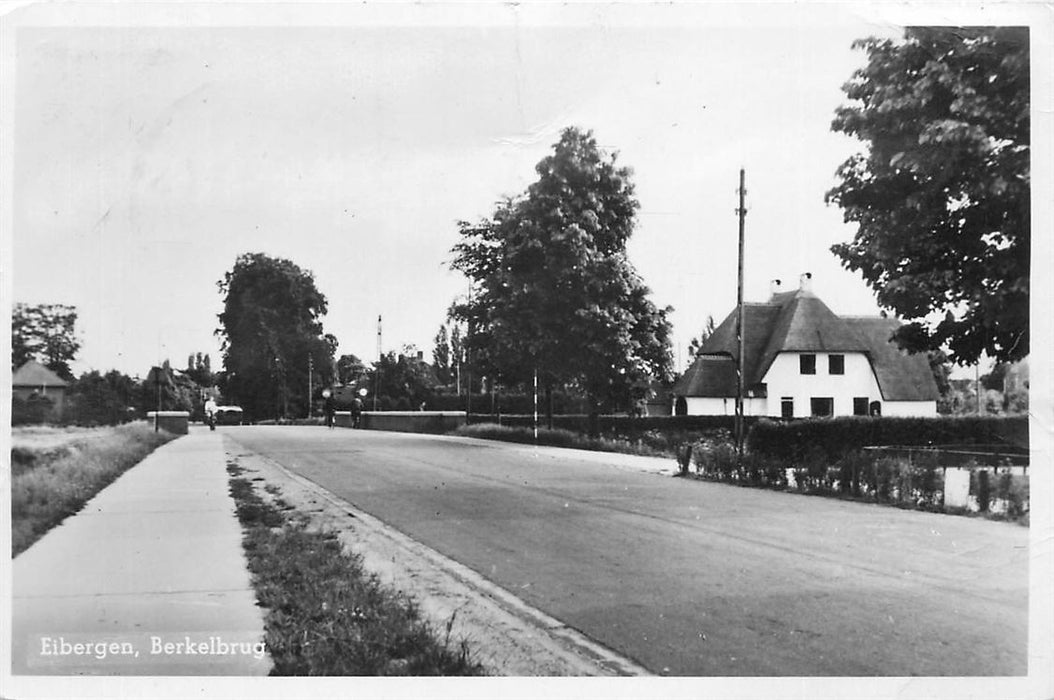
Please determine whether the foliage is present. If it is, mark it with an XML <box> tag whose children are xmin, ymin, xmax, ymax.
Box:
<box><xmin>11</xmin><ymin>303</ymin><xmax>81</xmax><ymax>380</ymax></box>
<box><xmin>336</xmin><ymin>353</ymin><xmax>367</xmax><ymax>386</ymax></box>
<box><xmin>12</xmin><ymin>393</ymin><xmax>55</xmax><ymax>426</ymax></box>
<box><xmin>432</xmin><ymin>325</ymin><xmax>453</xmax><ymax>385</ymax></box>
<box><xmin>827</xmin><ymin>28</ymin><xmax>1029</xmax><ymax>365</ymax></box>
<box><xmin>216</xmin><ymin>253</ymin><xmax>337</xmax><ymax>421</ymax></box>
<box><xmin>139</xmin><ymin>361</ymin><xmax>197</xmax><ymax>416</ymax></box>
<box><xmin>11</xmin><ymin>422</ymin><xmax>177</xmax><ymax>555</ymax></box>
<box><xmin>226</xmin><ymin>467</ymin><xmax>483</xmax><ymax>675</ymax></box>
<box><xmin>687</xmin><ymin>315</ymin><xmax>717</xmax><ymax>358</ymax></box>
<box><xmin>688</xmin><ymin>439</ymin><xmax>1026</xmax><ymax>521</ymax></box>
<box><xmin>450</xmin><ymin>127</ymin><xmax>673</xmax><ymax>412</ymax></box>
<box><xmin>66</xmin><ymin>369</ymin><xmax>139</xmax><ymax>426</ymax></box>
<box><xmin>366</xmin><ymin>347</ymin><xmax>438</xmax><ymax>410</ymax></box>
<box><xmin>184</xmin><ymin>352</ymin><xmax>214</xmax><ymax>388</ymax></box>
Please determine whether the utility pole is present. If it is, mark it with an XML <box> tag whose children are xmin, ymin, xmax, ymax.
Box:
<box><xmin>735</xmin><ymin>168</ymin><xmax>747</xmax><ymax>463</ymax></box>
<box><xmin>374</xmin><ymin>314</ymin><xmax>382</xmax><ymax>411</ymax></box>
<box><xmin>308</xmin><ymin>355</ymin><xmax>313</xmax><ymax>419</ymax></box>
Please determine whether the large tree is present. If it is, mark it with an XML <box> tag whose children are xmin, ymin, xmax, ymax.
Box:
<box><xmin>450</xmin><ymin>127</ymin><xmax>673</xmax><ymax>419</ymax></box>
<box><xmin>216</xmin><ymin>253</ymin><xmax>336</xmax><ymax>420</ymax></box>
<box><xmin>432</xmin><ymin>325</ymin><xmax>452</xmax><ymax>385</ymax></box>
<box><xmin>11</xmin><ymin>303</ymin><xmax>81</xmax><ymax>380</ymax></box>
<box><xmin>827</xmin><ymin>27</ymin><xmax>1029</xmax><ymax>366</ymax></box>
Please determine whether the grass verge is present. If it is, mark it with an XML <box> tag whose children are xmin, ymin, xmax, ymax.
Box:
<box><xmin>226</xmin><ymin>460</ymin><xmax>485</xmax><ymax>676</ymax></box>
<box><xmin>10</xmin><ymin>422</ymin><xmax>179</xmax><ymax>556</ymax></box>
<box><xmin>453</xmin><ymin>423</ymin><xmax>669</xmax><ymax>457</ymax></box>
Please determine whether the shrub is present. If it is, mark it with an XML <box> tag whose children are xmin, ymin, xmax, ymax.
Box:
<box><xmin>12</xmin><ymin>394</ymin><xmax>55</xmax><ymax>425</ymax></box>
<box><xmin>997</xmin><ymin>473</ymin><xmax>1029</xmax><ymax>519</ymax></box>
<box><xmin>692</xmin><ymin>441</ymin><xmax>738</xmax><ymax>480</ymax></box>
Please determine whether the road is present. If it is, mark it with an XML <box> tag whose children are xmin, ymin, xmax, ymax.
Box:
<box><xmin>225</xmin><ymin>425</ymin><xmax>1028</xmax><ymax>676</ymax></box>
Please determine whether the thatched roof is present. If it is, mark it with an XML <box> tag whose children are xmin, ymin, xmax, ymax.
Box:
<box><xmin>675</xmin><ymin>287</ymin><xmax>939</xmax><ymax>402</ymax></box>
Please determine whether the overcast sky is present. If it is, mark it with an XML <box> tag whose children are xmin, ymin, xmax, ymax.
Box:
<box><xmin>3</xmin><ymin>3</ymin><xmax>1039</xmax><ymax>379</ymax></box>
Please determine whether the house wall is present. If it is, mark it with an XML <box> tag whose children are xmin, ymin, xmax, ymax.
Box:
<box><xmin>764</xmin><ymin>351</ymin><xmax>881</xmax><ymax>418</ymax></box>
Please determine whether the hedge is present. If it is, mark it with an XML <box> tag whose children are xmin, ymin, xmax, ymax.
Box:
<box><xmin>691</xmin><ymin>444</ymin><xmax>1029</xmax><ymax>521</ymax></box>
<box><xmin>746</xmin><ymin>415</ymin><xmax>1028</xmax><ymax>464</ymax></box>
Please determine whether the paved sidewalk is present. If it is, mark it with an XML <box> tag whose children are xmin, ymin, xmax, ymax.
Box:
<box><xmin>11</xmin><ymin>427</ymin><xmax>269</xmax><ymax>676</ymax></box>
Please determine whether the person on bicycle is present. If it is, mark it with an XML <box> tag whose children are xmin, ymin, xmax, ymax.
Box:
<box><xmin>204</xmin><ymin>397</ymin><xmax>218</xmax><ymax>431</ymax></box>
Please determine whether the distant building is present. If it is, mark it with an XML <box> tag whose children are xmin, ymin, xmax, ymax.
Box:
<box><xmin>12</xmin><ymin>360</ymin><xmax>69</xmax><ymax>418</ymax></box>
<box><xmin>672</xmin><ymin>273</ymin><xmax>939</xmax><ymax>418</ymax></box>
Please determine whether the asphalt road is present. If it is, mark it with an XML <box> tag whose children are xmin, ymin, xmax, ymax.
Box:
<box><xmin>225</xmin><ymin>425</ymin><xmax>1028</xmax><ymax>676</ymax></box>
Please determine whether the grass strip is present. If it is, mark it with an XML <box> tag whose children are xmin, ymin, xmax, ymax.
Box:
<box><xmin>453</xmin><ymin>423</ymin><xmax>670</xmax><ymax>457</ymax></box>
<box><xmin>11</xmin><ymin>422</ymin><xmax>179</xmax><ymax>556</ymax></box>
<box><xmin>226</xmin><ymin>461</ymin><xmax>485</xmax><ymax>676</ymax></box>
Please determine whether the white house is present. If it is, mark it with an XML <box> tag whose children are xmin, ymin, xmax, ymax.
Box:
<box><xmin>673</xmin><ymin>273</ymin><xmax>939</xmax><ymax>418</ymax></box>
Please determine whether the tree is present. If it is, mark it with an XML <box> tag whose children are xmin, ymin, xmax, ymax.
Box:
<box><xmin>336</xmin><ymin>353</ymin><xmax>367</xmax><ymax>386</ymax></box>
<box><xmin>68</xmin><ymin>369</ymin><xmax>139</xmax><ymax>425</ymax></box>
<box><xmin>432</xmin><ymin>325</ymin><xmax>452</xmax><ymax>385</ymax></box>
<box><xmin>450</xmin><ymin>127</ymin><xmax>673</xmax><ymax>425</ymax></box>
<box><xmin>687</xmin><ymin>315</ymin><xmax>717</xmax><ymax>358</ymax></box>
<box><xmin>366</xmin><ymin>346</ymin><xmax>438</xmax><ymax>410</ymax></box>
<box><xmin>216</xmin><ymin>253</ymin><xmax>337</xmax><ymax>420</ymax></box>
<box><xmin>185</xmin><ymin>352</ymin><xmax>214</xmax><ymax>388</ymax></box>
<box><xmin>11</xmin><ymin>303</ymin><xmax>81</xmax><ymax>380</ymax></box>
<box><xmin>827</xmin><ymin>27</ymin><xmax>1029</xmax><ymax>366</ymax></box>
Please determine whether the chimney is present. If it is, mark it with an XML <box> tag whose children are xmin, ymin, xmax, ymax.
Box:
<box><xmin>799</xmin><ymin>272</ymin><xmax>813</xmax><ymax>292</ymax></box>
<box><xmin>770</xmin><ymin>279</ymin><xmax>782</xmax><ymax>297</ymax></box>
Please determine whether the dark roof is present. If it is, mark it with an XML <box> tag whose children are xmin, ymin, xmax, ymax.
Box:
<box><xmin>672</xmin><ymin>355</ymin><xmax>736</xmax><ymax>396</ymax></box>
<box><xmin>677</xmin><ymin>288</ymin><xmax>939</xmax><ymax>402</ymax></box>
<box><xmin>843</xmin><ymin>317</ymin><xmax>940</xmax><ymax>401</ymax></box>
<box><xmin>12</xmin><ymin>360</ymin><xmax>68</xmax><ymax>388</ymax></box>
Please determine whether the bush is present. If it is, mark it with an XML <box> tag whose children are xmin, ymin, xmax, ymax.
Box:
<box><xmin>12</xmin><ymin>394</ymin><xmax>56</xmax><ymax>425</ymax></box>
<box><xmin>693</xmin><ymin>441</ymin><xmax>738</xmax><ymax>480</ymax></box>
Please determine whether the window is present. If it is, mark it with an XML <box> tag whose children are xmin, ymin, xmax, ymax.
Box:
<box><xmin>810</xmin><ymin>397</ymin><xmax>833</xmax><ymax>417</ymax></box>
<box><xmin>781</xmin><ymin>397</ymin><xmax>794</xmax><ymax>418</ymax></box>
<box><xmin>869</xmin><ymin>401</ymin><xmax>882</xmax><ymax>417</ymax></box>
<box><xmin>828</xmin><ymin>354</ymin><xmax>845</xmax><ymax>375</ymax></box>
<box><xmin>853</xmin><ymin>397</ymin><xmax>869</xmax><ymax>416</ymax></box>
<box><xmin>800</xmin><ymin>354</ymin><xmax>816</xmax><ymax>375</ymax></box>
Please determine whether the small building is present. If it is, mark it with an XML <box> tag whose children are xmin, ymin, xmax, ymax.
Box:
<box><xmin>12</xmin><ymin>360</ymin><xmax>69</xmax><ymax>418</ymax></box>
<box><xmin>673</xmin><ymin>274</ymin><xmax>939</xmax><ymax>418</ymax></box>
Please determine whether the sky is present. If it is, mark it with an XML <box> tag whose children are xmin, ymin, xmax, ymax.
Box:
<box><xmin>2</xmin><ymin>2</ymin><xmax>1038</xmax><ymax>379</ymax></box>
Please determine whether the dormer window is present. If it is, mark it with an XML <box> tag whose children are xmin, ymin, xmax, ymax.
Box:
<box><xmin>800</xmin><ymin>354</ymin><xmax>816</xmax><ymax>375</ymax></box>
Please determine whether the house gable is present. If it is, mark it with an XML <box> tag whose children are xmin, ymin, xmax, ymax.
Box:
<box><xmin>676</xmin><ymin>278</ymin><xmax>939</xmax><ymax>414</ymax></box>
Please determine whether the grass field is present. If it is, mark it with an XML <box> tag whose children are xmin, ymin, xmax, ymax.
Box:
<box><xmin>10</xmin><ymin>422</ymin><xmax>179</xmax><ymax>556</ymax></box>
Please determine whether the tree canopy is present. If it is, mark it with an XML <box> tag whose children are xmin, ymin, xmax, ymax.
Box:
<box><xmin>11</xmin><ymin>303</ymin><xmax>81</xmax><ymax>380</ymax></box>
<box><xmin>450</xmin><ymin>127</ymin><xmax>673</xmax><ymax>411</ymax></box>
<box><xmin>827</xmin><ymin>27</ymin><xmax>1029</xmax><ymax>366</ymax></box>
<box><xmin>216</xmin><ymin>253</ymin><xmax>336</xmax><ymax>420</ymax></box>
